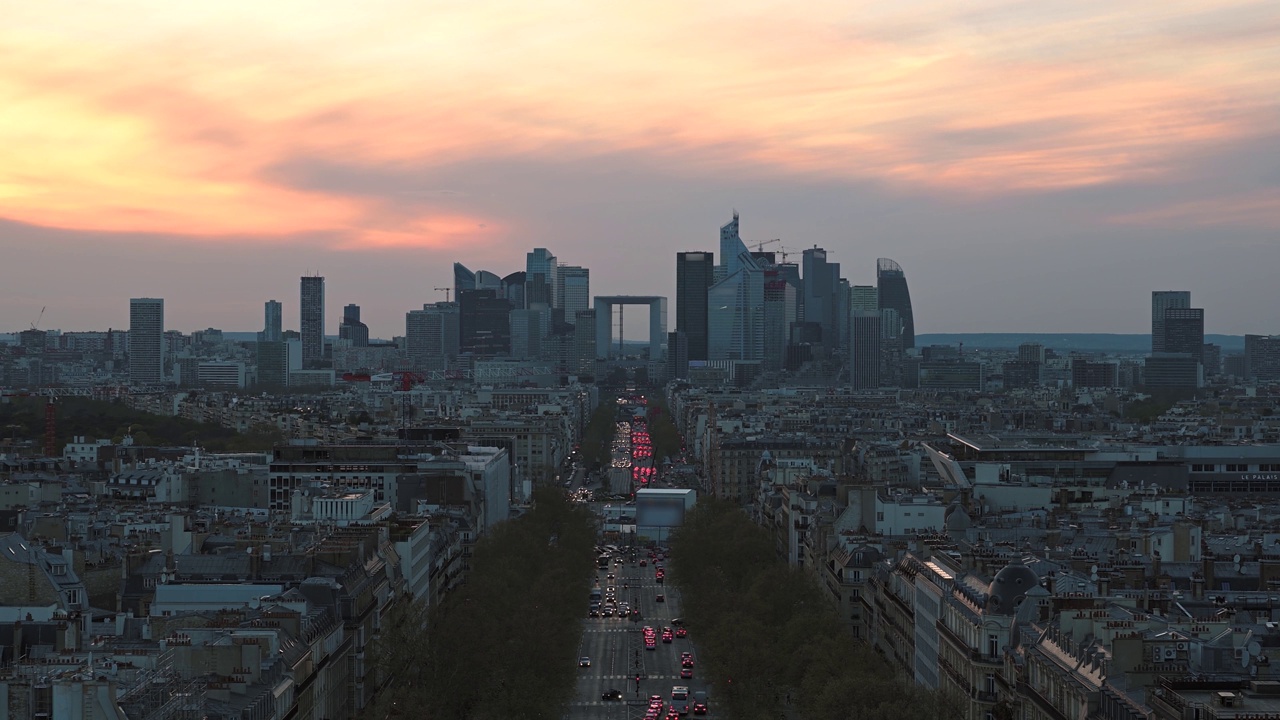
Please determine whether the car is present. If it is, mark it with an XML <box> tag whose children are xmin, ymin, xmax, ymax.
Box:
<box><xmin>692</xmin><ymin>701</ymin><xmax>708</xmax><ymax>715</ymax></box>
<box><xmin>681</xmin><ymin>657</ymin><xmax>694</xmax><ymax>668</ymax></box>
<box><xmin>656</xmin><ymin>594</ymin><xmax>665</xmax><ymax>602</ymax></box>
<box><xmin>671</xmin><ymin>686</ymin><xmax>689</xmax><ymax>700</ymax></box>
<box><xmin>671</xmin><ymin>618</ymin><xmax>685</xmax><ymax>626</ymax></box>
<box><xmin>639</xmin><ymin>560</ymin><xmax>647</xmax><ymax>567</ymax></box>
<box><xmin>662</xmin><ymin>634</ymin><xmax>673</xmax><ymax>644</ymax></box>
<box><xmin>645</xmin><ymin>640</ymin><xmax>657</xmax><ymax>650</ymax></box>
<box><xmin>607</xmin><ymin>573</ymin><xmax>615</xmax><ymax>580</ymax></box>
<box><xmin>656</xmin><ymin>576</ymin><xmax>664</xmax><ymax>584</ymax></box>
<box><xmin>680</xmin><ymin>668</ymin><xmax>693</xmax><ymax>679</ymax></box>
<box><xmin>588</xmin><ymin>609</ymin><xmax>599</xmax><ymax>617</ymax></box>
<box><xmin>579</xmin><ymin>657</ymin><xmax>591</xmax><ymax>667</ymax></box>
<box><xmin>602</xmin><ymin>689</ymin><xmax>623</xmax><ymax>701</ymax></box>
<box><xmin>675</xmin><ymin>627</ymin><xmax>687</xmax><ymax>638</ymax></box>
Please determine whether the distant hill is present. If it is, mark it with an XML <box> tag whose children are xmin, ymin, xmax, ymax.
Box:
<box><xmin>916</xmin><ymin>333</ymin><xmax>1245</xmax><ymax>353</ymax></box>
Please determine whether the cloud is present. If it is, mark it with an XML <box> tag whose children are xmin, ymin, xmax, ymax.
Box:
<box><xmin>2</xmin><ymin>0</ymin><xmax>1278</xmax><ymax>243</ymax></box>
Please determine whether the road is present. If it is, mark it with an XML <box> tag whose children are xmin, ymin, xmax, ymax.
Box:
<box><xmin>567</xmin><ymin>556</ymin><xmax>714</xmax><ymax>719</ymax></box>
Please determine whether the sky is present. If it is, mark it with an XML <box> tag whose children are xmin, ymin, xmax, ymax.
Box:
<box><xmin>2</xmin><ymin>0</ymin><xmax>1278</xmax><ymax>339</ymax></box>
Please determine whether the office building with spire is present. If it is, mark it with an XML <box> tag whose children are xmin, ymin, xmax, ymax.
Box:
<box><xmin>708</xmin><ymin>213</ymin><xmax>765</xmax><ymax>362</ymax></box>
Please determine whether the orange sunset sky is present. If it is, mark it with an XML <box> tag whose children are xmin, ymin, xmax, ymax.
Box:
<box><xmin>2</xmin><ymin>0</ymin><xmax>1278</xmax><ymax>337</ymax></box>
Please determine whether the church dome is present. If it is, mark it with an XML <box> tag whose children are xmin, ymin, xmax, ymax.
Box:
<box><xmin>987</xmin><ymin>561</ymin><xmax>1039</xmax><ymax>615</ymax></box>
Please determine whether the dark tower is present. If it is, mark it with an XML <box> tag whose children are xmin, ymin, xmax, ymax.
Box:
<box><xmin>876</xmin><ymin>258</ymin><xmax>915</xmax><ymax>350</ymax></box>
<box><xmin>676</xmin><ymin>251</ymin><xmax>714</xmax><ymax>362</ymax></box>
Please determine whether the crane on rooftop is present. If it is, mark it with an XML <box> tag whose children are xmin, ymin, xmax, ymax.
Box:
<box><xmin>434</xmin><ymin>287</ymin><xmax>451</xmax><ymax>302</ymax></box>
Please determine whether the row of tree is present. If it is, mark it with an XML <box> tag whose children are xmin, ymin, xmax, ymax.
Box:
<box><xmin>577</xmin><ymin>398</ymin><xmax>618</xmax><ymax>470</ymax></box>
<box><xmin>365</xmin><ymin>489</ymin><xmax>598</xmax><ymax>719</ymax></box>
<box><xmin>644</xmin><ymin>395</ymin><xmax>683</xmax><ymax>464</ymax></box>
<box><xmin>0</xmin><ymin>397</ymin><xmax>283</xmax><ymax>453</ymax></box>
<box><xmin>668</xmin><ymin>500</ymin><xmax>963</xmax><ymax>720</ymax></box>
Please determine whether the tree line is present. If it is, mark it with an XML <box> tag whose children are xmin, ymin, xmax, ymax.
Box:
<box><xmin>668</xmin><ymin>500</ymin><xmax>964</xmax><ymax>720</ymax></box>
<box><xmin>365</xmin><ymin>488</ymin><xmax>598</xmax><ymax>719</ymax></box>
<box><xmin>0</xmin><ymin>397</ymin><xmax>282</xmax><ymax>453</ymax></box>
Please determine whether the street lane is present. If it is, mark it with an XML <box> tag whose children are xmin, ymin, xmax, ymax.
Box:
<box><xmin>568</xmin><ymin>553</ymin><xmax>714</xmax><ymax>719</ymax></box>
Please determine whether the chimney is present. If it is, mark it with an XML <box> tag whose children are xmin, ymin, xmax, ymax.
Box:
<box><xmin>1192</xmin><ymin>573</ymin><xmax>1205</xmax><ymax>600</ymax></box>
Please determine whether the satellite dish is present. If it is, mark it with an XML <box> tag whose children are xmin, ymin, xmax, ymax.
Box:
<box><xmin>1243</xmin><ymin>651</ymin><xmax>1251</xmax><ymax>668</ymax></box>
<box><xmin>1249</xmin><ymin>641</ymin><xmax>1262</xmax><ymax>656</ymax></box>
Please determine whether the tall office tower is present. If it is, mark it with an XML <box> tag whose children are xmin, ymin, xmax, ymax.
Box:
<box><xmin>762</xmin><ymin>271</ymin><xmax>797</xmax><ymax>371</ymax></box>
<box><xmin>667</xmin><ymin>331</ymin><xmax>690</xmax><ymax>379</ymax></box>
<box><xmin>454</xmin><ymin>262</ymin><xmax>476</xmax><ymax>300</ymax></box>
<box><xmin>262</xmin><ymin>300</ymin><xmax>282</xmax><ymax>342</ymax></box>
<box><xmin>339</xmin><ymin>303</ymin><xmax>369</xmax><ymax>347</ymax></box>
<box><xmin>459</xmin><ymin>288</ymin><xmax>512</xmax><ymax>356</ymax></box>
<box><xmin>850</xmin><ymin>285</ymin><xmax>878</xmax><ymax>312</ymax></box>
<box><xmin>300</xmin><ymin>275</ymin><xmax>325</xmax><ymax>368</ymax></box>
<box><xmin>708</xmin><ymin>263</ymin><xmax>765</xmax><ymax>362</ymax></box>
<box><xmin>1018</xmin><ymin>342</ymin><xmax>1046</xmax><ymax>364</ymax></box>
<box><xmin>406</xmin><ymin>302</ymin><xmax>460</xmax><ymax>369</ymax></box>
<box><xmin>1151</xmin><ymin>291</ymin><xmax>1191</xmax><ymax>353</ymax></box>
<box><xmin>1163</xmin><ymin>307</ymin><xmax>1204</xmax><ymax>360</ymax></box>
<box><xmin>676</xmin><ymin>251</ymin><xmax>715</xmax><ymax>361</ymax></box>
<box><xmin>802</xmin><ymin>247</ymin><xmax>839</xmax><ymax>345</ymax></box>
<box><xmin>257</xmin><ymin>340</ymin><xmax>289</xmax><ymax>387</ymax></box>
<box><xmin>502</xmin><ymin>271</ymin><xmax>526</xmax><ymax>310</ymax></box>
<box><xmin>129</xmin><ymin>298</ymin><xmax>165</xmax><ymax>385</ymax></box>
<box><xmin>708</xmin><ymin>213</ymin><xmax>765</xmax><ymax>361</ymax></box>
<box><xmin>1244</xmin><ymin>335</ymin><xmax>1280</xmax><ymax>382</ymax></box>
<box><xmin>574</xmin><ymin>309</ymin><xmax>597</xmax><ymax>376</ymax></box>
<box><xmin>526</xmin><ymin>248</ymin><xmax>558</xmax><ymax>309</ymax></box>
<box><xmin>834</xmin><ymin>278</ymin><xmax>851</xmax><ymax>354</ymax></box>
<box><xmin>718</xmin><ymin>212</ymin><xmax>756</xmax><ymax>279</ymax></box>
<box><xmin>475</xmin><ymin>270</ymin><xmax>503</xmax><ymax>290</ymax></box>
<box><xmin>876</xmin><ymin>258</ymin><xmax>915</xmax><ymax>349</ymax></box>
<box><xmin>557</xmin><ymin>265</ymin><xmax>590</xmax><ymax>325</ymax></box>
<box><xmin>850</xmin><ymin>310</ymin><xmax>882</xmax><ymax>389</ymax></box>
<box><xmin>1202</xmin><ymin>343</ymin><xmax>1222</xmax><ymax>376</ymax></box>
<box><xmin>509</xmin><ymin>307</ymin><xmax>546</xmax><ymax>359</ymax></box>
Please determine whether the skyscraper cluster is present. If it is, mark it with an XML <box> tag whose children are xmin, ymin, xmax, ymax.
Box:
<box><xmin>673</xmin><ymin>212</ymin><xmax>915</xmax><ymax>387</ymax></box>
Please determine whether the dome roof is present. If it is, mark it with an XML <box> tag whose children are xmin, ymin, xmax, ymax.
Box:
<box><xmin>987</xmin><ymin>561</ymin><xmax>1039</xmax><ymax>615</ymax></box>
<box><xmin>945</xmin><ymin>504</ymin><xmax>971</xmax><ymax>531</ymax></box>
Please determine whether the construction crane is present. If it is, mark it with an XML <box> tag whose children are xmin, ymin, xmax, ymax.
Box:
<box><xmin>752</xmin><ymin>238</ymin><xmax>781</xmax><ymax>253</ymax></box>
<box><xmin>30</xmin><ymin>306</ymin><xmax>45</xmax><ymax>331</ymax></box>
<box><xmin>434</xmin><ymin>287</ymin><xmax>451</xmax><ymax>302</ymax></box>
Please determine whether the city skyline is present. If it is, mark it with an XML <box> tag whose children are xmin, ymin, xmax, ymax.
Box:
<box><xmin>3</xmin><ymin>3</ymin><xmax>1279</xmax><ymax>337</ymax></box>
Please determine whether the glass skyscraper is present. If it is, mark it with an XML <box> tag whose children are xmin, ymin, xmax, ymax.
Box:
<box><xmin>262</xmin><ymin>300</ymin><xmax>282</xmax><ymax>342</ymax></box>
<box><xmin>676</xmin><ymin>251</ymin><xmax>715</xmax><ymax>361</ymax></box>
<box><xmin>1151</xmin><ymin>291</ymin><xmax>1191</xmax><ymax>354</ymax></box>
<box><xmin>876</xmin><ymin>258</ymin><xmax>915</xmax><ymax>349</ymax></box>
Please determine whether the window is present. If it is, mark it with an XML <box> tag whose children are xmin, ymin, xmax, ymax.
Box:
<box><xmin>1227</xmin><ymin>464</ymin><xmax>1248</xmax><ymax>472</ymax></box>
<box><xmin>876</xmin><ymin>512</ymin><xmax>884</xmax><ymax>521</ymax></box>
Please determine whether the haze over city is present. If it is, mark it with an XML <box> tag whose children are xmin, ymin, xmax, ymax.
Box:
<box><xmin>3</xmin><ymin>1</ymin><xmax>1278</xmax><ymax>338</ymax></box>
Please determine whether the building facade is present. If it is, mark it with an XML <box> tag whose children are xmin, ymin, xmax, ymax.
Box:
<box><xmin>128</xmin><ymin>298</ymin><xmax>164</xmax><ymax>385</ymax></box>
